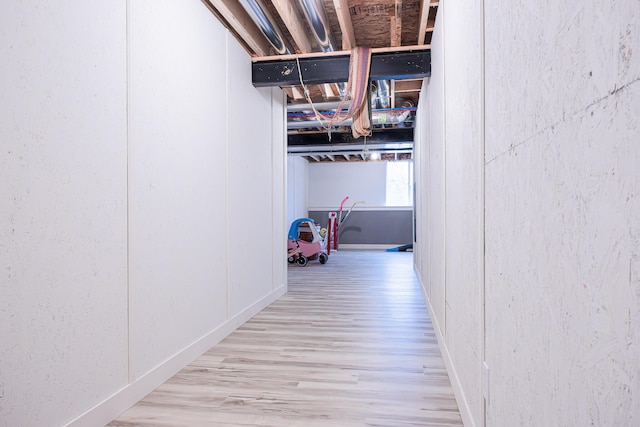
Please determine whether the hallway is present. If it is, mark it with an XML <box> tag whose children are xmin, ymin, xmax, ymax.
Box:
<box><xmin>110</xmin><ymin>251</ymin><xmax>462</xmax><ymax>426</ymax></box>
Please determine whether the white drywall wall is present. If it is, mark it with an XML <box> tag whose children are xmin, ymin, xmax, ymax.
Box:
<box><xmin>484</xmin><ymin>1</ymin><xmax>640</xmax><ymax>425</ymax></box>
<box><xmin>308</xmin><ymin>161</ymin><xmax>386</xmax><ymax>209</ymax></box>
<box><xmin>226</xmin><ymin>36</ymin><xmax>281</xmax><ymax>318</ymax></box>
<box><xmin>287</xmin><ymin>156</ymin><xmax>309</xmax><ymax>227</ymax></box>
<box><xmin>0</xmin><ymin>1</ymin><xmax>287</xmax><ymax>426</ymax></box>
<box><xmin>127</xmin><ymin>0</ymin><xmax>230</xmax><ymax>379</ymax></box>
<box><xmin>415</xmin><ymin>4</ymin><xmax>482</xmax><ymax>425</ymax></box>
<box><xmin>442</xmin><ymin>0</ymin><xmax>484</xmax><ymax>424</ymax></box>
<box><xmin>0</xmin><ymin>2</ymin><xmax>129</xmax><ymax>426</ymax></box>
<box><xmin>415</xmin><ymin>1</ymin><xmax>640</xmax><ymax>426</ymax></box>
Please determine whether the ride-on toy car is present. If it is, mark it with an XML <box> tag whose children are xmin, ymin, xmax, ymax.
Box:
<box><xmin>287</xmin><ymin>218</ymin><xmax>328</xmax><ymax>266</ymax></box>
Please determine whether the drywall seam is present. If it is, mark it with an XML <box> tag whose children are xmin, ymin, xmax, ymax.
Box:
<box><xmin>480</xmin><ymin>0</ymin><xmax>487</xmax><ymax>424</ymax></box>
<box><xmin>64</xmin><ymin>284</ymin><xmax>286</xmax><ymax>427</ymax></box>
<box><xmin>225</xmin><ymin>31</ymin><xmax>231</xmax><ymax>321</ymax></box>
<box><xmin>415</xmin><ymin>270</ymin><xmax>478</xmax><ymax>427</ymax></box>
<box><xmin>442</xmin><ymin>0</ymin><xmax>447</xmax><ymax>338</ymax></box>
<box><xmin>126</xmin><ymin>0</ymin><xmax>132</xmax><ymax>384</ymax></box>
<box><xmin>485</xmin><ymin>76</ymin><xmax>640</xmax><ymax>166</ymax></box>
<box><xmin>271</xmin><ymin>89</ymin><xmax>275</xmax><ymax>290</ymax></box>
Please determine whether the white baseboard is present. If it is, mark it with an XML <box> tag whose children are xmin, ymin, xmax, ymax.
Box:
<box><xmin>65</xmin><ymin>284</ymin><xmax>287</xmax><ymax>427</ymax></box>
<box><xmin>336</xmin><ymin>244</ymin><xmax>411</xmax><ymax>250</ymax></box>
<box><xmin>415</xmin><ymin>270</ymin><xmax>478</xmax><ymax>427</ymax></box>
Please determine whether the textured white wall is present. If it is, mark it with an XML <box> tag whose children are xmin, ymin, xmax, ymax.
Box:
<box><xmin>270</xmin><ymin>88</ymin><xmax>287</xmax><ymax>304</ymax></box>
<box><xmin>415</xmin><ymin>2</ymin><xmax>484</xmax><ymax>425</ymax></box>
<box><xmin>0</xmin><ymin>1</ymin><xmax>287</xmax><ymax>426</ymax></box>
<box><xmin>416</xmin><ymin>0</ymin><xmax>640</xmax><ymax>426</ymax></box>
<box><xmin>308</xmin><ymin>161</ymin><xmax>387</xmax><ymax>209</ymax></box>
<box><xmin>287</xmin><ymin>156</ymin><xmax>309</xmax><ymax>226</ymax></box>
<box><xmin>484</xmin><ymin>1</ymin><xmax>640</xmax><ymax>425</ymax></box>
<box><xmin>127</xmin><ymin>0</ymin><xmax>230</xmax><ymax>379</ymax></box>
<box><xmin>442</xmin><ymin>0</ymin><xmax>484</xmax><ymax>424</ymax></box>
<box><xmin>0</xmin><ymin>2</ymin><xmax>128</xmax><ymax>426</ymax></box>
<box><xmin>226</xmin><ymin>35</ymin><xmax>283</xmax><ymax>317</ymax></box>
<box><xmin>423</xmin><ymin>7</ymin><xmax>447</xmax><ymax>338</ymax></box>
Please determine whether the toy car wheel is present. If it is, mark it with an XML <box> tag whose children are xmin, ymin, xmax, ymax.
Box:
<box><xmin>319</xmin><ymin>253</ymin><xmax>328</xmax><ymax>264</ymax></box>
<box><xmin>288</xmin><ymin>255</ymin><xmax>296</xmax><ymax>264</ymax></box>
<box><xmin>297</xmin><ymin>255</ymin><xmax>308</xmax><ymax>267</ymax></box>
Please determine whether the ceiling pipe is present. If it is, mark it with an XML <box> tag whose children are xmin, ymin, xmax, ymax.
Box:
<box><xmin>287</xmin><ymin>100</ymin><xmax>352</xmax><ymax>112</ymax></box>
<box><xmin>377</xmin><ymin>80</ymin><xmax>391</xmax><ymax>109</ymax></box>
<box><xmin>238</xmin><ymin>0</ymin><xmax>291</xmax><ymax>55</ymax></box>
<box><xmin>298</xmin><ymin>0</ymin><xmax>336</xmax><ymax>52</ymax></box>
<box><xmin>296</xmin><ymin>0</ymin><xmax>347</xmax><ymax>97</ymax></box>
<box><xmin>287</xmin><ymin>110</ymin><xmax>415</xmax><ymax>129</ymax></box>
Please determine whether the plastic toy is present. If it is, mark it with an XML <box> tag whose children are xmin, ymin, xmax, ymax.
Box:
<box><xmin>287</xmin><ymin>218</ymin><xmax>328</xmax><ymax>266</ymax></box>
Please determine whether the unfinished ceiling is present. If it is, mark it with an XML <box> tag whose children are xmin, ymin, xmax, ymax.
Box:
<box><xmin>203</xmin><ymin>0</ymin><xmax>438</xmax><ymax>162</ymax></box>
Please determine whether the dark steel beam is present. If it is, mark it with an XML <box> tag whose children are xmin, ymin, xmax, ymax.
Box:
<box><xmin>253</xmin><ymin>50</ymin><xmax>430</xmax><ymax>87</ymax></box>
<box><xmin>288</xmin><ymin>128</ymin><xmax>414</xmax><ymax>146</ymax></box>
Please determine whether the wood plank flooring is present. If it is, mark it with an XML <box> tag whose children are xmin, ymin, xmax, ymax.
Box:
<box><xmin>109</xmin><ymin>251</ymin><xmax>462</xmax><ymax>426</ymax></box>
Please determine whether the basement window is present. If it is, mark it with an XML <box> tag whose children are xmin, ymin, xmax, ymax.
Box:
<box><xmin>386</xmin><ymin>160</ymin><xmax>413</xmax><ymax>207</ymax></box>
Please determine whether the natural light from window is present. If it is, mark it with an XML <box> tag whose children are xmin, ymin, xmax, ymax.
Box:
<box><xmin>386</xmin><ymin>160</ymin><xmax>413</xmax><ymax>206</ymax></box>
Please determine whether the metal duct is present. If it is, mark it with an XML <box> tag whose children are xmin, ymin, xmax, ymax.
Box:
<box><xmin>377</xmin><ymin>80</ymin><xmax>391</xmax><ymax>109</ymax></box>
<box><xmin>238</xmin><ymin>0</ymin><xmax>291</xmax><ymax>55</ymax></box>
<box><xmin>287</xmin><ymin>110</ymin><xmax>414</xmax><ymax>130</ymax></box>
<box><xmin>287</xmin><ymin>100</ymin><xmax>352</xmax><ymax>112</ymax></box>
<box><xmin>296</xmin><ymin>0</ymin><xmax>347</xmax><ymax>97</ymax></box>
<box><xmin>298</xmin><ymin>0</ymin><xmax>335</xmax><ymax>52</ymax></box>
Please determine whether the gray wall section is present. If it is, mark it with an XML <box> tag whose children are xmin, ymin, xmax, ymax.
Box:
<box><xmin>308</xmin><ymin>210</ymin><xmax>413</xmax><ymax>245</ymax></box>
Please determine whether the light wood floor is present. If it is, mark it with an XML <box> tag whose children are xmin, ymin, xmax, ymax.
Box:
<box><xmin>109</xmin><ymin>251</ymin><xmax>462</xmax><ymax>426</ymax></box>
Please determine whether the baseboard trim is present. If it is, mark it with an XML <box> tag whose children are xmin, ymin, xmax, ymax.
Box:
<box><xmin>336</xmin><ymin>244</ymin><xmax>410</xmax><ymax>250</ymax></box>
<box><xmin>415</xmin><ymin>269</ymin><xmax>478</xmax><ymax>427</ymax></box>
<box><xmin>64</xmin><ymin>284</ymin><xmax>287</xmax><ymax>427</ymax></box>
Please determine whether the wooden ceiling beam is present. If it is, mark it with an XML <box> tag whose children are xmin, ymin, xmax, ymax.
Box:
<box><xmin>332</xmin><ymin>0</ymin><xmax>356</xmax><ymax>50</ymax></box>
<box><xmin>270</xmin><ymin>0</ymin><xmax>313</xmax><ymax>53</ymax></box>
<box><xmin>322</xmin><ymin>83</ymin><xmax>337</xmax><ymax>98</ymax></box>
<box><xmin>390</xmin><ymin>0</ymin><xmax>403</xmax><ymax>47</ymax></box>
<box><xmin>204</xmin><ymin>0</ymin><xmax>272</xmax><ymax>56</ymax></box>
<box><xmin>417</xmin><ymin>0</ymin><xmax>438</xmax><ymax>46</ymax></box>
<box><xmin>291</xmin><ymin>86</ymin><xmax>306</xmax><ymax>100</ymax></box>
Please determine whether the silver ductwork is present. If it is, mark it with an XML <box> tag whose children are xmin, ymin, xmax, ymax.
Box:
<box><xmin>370</xmin><ymin>80</ymin><xmax>391</xmax><ymax>109</ymax></box>
<box><xmin>377</xmin><ymin>80</ymin><xmax>391</xmax><ymax>109</ymax></box>
<box><xmin>287</xmin><ymin>109</ymin><xmax>414</xmax><ymax>130</ymax></box>
<box><xmin>287</xmin><ymin>100</ymin><xmax>352</xmax><ymax>112</ymax></box>
<box><xmin>298</xmin><ymin>0</ymin><xmax>336</xmax><ymax>52</ymax></box>
<box><xmin>238</xmin><ymin>0</ymin><xmax>291</xmax><ymax>55</ymax></box>
<box><xmin>297</xmin><ymin>0</ymin><xmax>347</xmax><ymax>97</ymax></box>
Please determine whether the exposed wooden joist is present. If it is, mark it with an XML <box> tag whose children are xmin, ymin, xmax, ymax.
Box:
<box><xmin>390</xmin><ymin>0</ymin><xmax>403</xmax><ymax>47</ymax></box>
<box><xmin>270</xmin><ymin>0</ymin><xmax>313</xmax><ymax>53</ymax></box>
<box><xmin>394</xmin><ymin>79</ymin><xmax>423</xmax><ymax>93</ymax></box>
<box><xmin>332</xmin><ymin>0</ymin><xmax>356</xmax><ymax>50</ymax></box>
<box><xmin>322</xmin><ymin>83</ymin><xmax>337</xmax><ymax>98</ymax></box>
<box><xmin>204</xmin><ymin>0</ymin><xmax>271</xmax><ymax>56</ymax></box>
<box><xmin>343</xmin><ymin>154</ymin><xmax>350</xmax><ymax>161</ymax></box>
<box><xmin>291</xmin><ymin>86</ymin><xmax>306</xmax><ymax>100</ymax></box>
<box><xmin>390</xmin><ymin>80</ymin><xmax>396</xmax><ymax>108</ymax></box>
<box><xmin>327</xmin><ymin>154</ymin><xmax>335</xmax><ymax>161</ymax></box>
<box><xmin>252</xmin><ymin>49</ymin><xmax>431</xmax><ymax>87</ymax></box>
<box><xmin>310</xmin><ymin>155</ymin><xmax>320</xmax><ymax>162</ymax></box>
<box><xmin>417</xmin><ymin>0</ymin><xmax>438</xmax><ymax>46</ymax></box>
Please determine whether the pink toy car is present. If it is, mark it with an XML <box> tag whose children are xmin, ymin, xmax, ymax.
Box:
<box><xmin>287</xmin><ymin>218</ymin><xmax>328</xmax><ymax>266</ymax></box>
